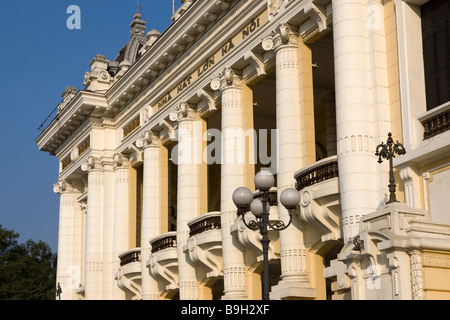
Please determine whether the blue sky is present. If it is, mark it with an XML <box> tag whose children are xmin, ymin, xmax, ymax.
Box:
<box><xmin>0</xmin><ymin>0</ymin><xmax>182</xmax><ymax>251</ymax></box>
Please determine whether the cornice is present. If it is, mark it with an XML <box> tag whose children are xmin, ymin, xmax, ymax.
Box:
<box><xmin>117</xmin><ymin>0</ymin><xmax>325</xmax><ymax>151</ymax></box>
<box><xmin>105</xmin><ymin>0</ymin><xmax>252</xmax><ymax>115</ymax></box>
<box><xmin>36</xmin><ymin>91</ymin><xmax>108</xmax><ymax>155</ymax></box>
<box><xmin>38</xmin><ymin>0</ymin><xmax>332</xmax><ymax>158</ymax></box>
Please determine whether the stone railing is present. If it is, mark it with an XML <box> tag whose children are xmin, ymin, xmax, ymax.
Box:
<box><xmin>419</xmin><ymin>102</ymin><xmax>450</xmax><ymax>140</ymax></box>
<box><xmin>188</xmin><ymin>212</ymin><xmax>221</xmax><ymax>237</ymax></box>
<box><xmin>119</xmin><ymin>248</ymin><xmax>141</xmax><ymax>267</ymax></box>
<box><xmin>295</xmin><ymin>156</ymin><xmax>339</xmax><ymax>191</ymax></box>
<box><xmin>150</xmin><ymin>232</ymin><xmax>177</xmax><ymax>254</ymax></box>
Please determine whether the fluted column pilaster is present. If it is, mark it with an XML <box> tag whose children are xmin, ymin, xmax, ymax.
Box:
<box><xmin>81</xmin><ymin>156</ymin><xmax>105</xmax><ymax>300</ymax></box>
<box><xmin>136</xmin><ymin>131</ymin><xmax>165</xmax><ymax>300</ymax></box>
<box><xmin>211</xmin><ymin>67</ymin><xmax>249</xmax><ymax>299</ymax></box>
<box><xmin>112</xmin><ymin>153</ymin><xmax>131</xmax><ymax>300</ymax></box>
<box><xmin>332</xmin><ymin>0</ymin><xmax>380</xmax><ymax>241</ymax></box>
<box><xmin>54</xmin><ymin>180</ymin><xmax>81</xmax><ymax>300</ymax></box>
<box><xmin>263</xmin><ymin>24</ymin><xmax>310</xmax><ymax>296</ymax></box>
<box><xmin>174</xmin><ymin>103</ymin><xmax>206</xmax><ymax>300</ymax></box>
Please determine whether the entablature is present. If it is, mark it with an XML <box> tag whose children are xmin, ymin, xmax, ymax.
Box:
<box><xmin>38</xmin><ymin>0</ymin><xmax>334</xmax><ymax>160</ymax></box>
<box><xmin>105</xmin><ymin>0</ymin><xmax>243</xmax><ymax>114</ymax></box>
<box><xmin>112</xmin><ymin>0</ymin><xmax>333</xmax><ymax>155</ymax></box>
<box><xmin>36</xmin><ymin>91</ymin><xmax>108</xmax><ymax>156</ymax></box>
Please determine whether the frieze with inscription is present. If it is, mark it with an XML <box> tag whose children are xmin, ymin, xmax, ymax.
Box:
<box><xmin>156</xmin><ymin>11</ymin><xmax>267</xmax><ymax>110</ymax></box>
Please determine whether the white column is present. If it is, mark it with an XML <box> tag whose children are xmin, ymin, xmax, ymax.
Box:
<box><xmin>101</xmin><ymin>160</ymin><xmax>115</xmax><ymax>300</ymax></box>
<box><xmin>332</xmin><ymin>0</ymin><xmax>379</xmax><ymax>241</ymax></box>
<box><xmin>325</xmin><ymin>95</ymin><xmax>337</xmax><ymax>157</ymax></box>
<box><xmin>54</xmin><ymin>180</ymin><xmax>80</xmax><ymax>300</ymax></box>
<box><xmin>137</xmin><ymin>131</ymin><xmax>163</xmax><ymax>300</ymax></box>
<box><xmin>211</xmin><ymin>67</ymin><xmax>248</xmax><ymax>299</ymax></box>
<box><xmin>81</xmin><ymin>156</ymin><xmax>104</xmax><ymax>300</ymax></box>
<box><xmin>112</xmin><ymin>154</ymin><xmax>131</xmax><ymax>300</ymax></box>
<box><xmin>263</xmin><ymin>24</ymin><xmax>311</xmax><ymax>294</ymax></box>
<box><xmin>175</xmin><ymin>103</ymin><xmax>205</xmax><ymax>300</ymax></box>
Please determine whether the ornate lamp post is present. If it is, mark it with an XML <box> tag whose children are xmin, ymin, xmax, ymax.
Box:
<box><xmin>375</xmin><ymin>132</ymin><xmax>407</xmax><ymax>204</ymax></box>
<box><xmin>232</xmin><ymin>170</ymin><xmax>300</xmax><ymax>300</ymax></box>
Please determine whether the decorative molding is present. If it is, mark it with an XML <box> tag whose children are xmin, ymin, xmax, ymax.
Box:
<box><xmin>304</xmin><ymin>1</ymin><xmax>328</xmax><ymax>33</ymax></box>
<box><xmin>81</xmin><ymin>156</ymin><xmax>103</xmax><ymax>172</ymax></box>
<box><xmin>176</xmin><ymin>102</ymin><xmax>198</xmax><ymax>122</ymax></box>
<box><xmin>298</xmin><ymin>178</ymin><xmax>341</xmax><ymax>242</ymax></box>
<box><xmin>422</xmin><ymin>252</ymin><xmax>450</xmax><ymax>269</ymax></box>
<box><xmin>197</xmin><ymin>89</ymin><xmax>217</xmax><ymax>116</ymax></box>
<box><xmin>280</xmin><ymin>248</ymin><xmax>307</xmax><ymax>275</ymax></box>
<box><xmin>160</xmin><ymin>120</ymin><xmax>177</xmax><ymax>143</ymax></box>
<box><xmin>148</xmin><ymin>233</ymin><xmax>179</xmax><ymax>291</ymax></box>
<box><xmin>410</xmin><ymin>250</ymin><xmax>424</xmax><ymax>300</ymax></box>
<box><xmin>223</xmin><ymin>266</ymin><xmax>246</xmax><ymax>293</ymax></box>
<box><xmin>113</xmin><ymin>153</ymin><xmax>130</xmax><ymax>170</ymax></box>
<box><xmin>263</xmin><ymin>22</ymin><xmax>298</xmax><ymax>53</ymax></box>
<box><xmin>53</xmin><ymin>180</ymin><xmax>69</xmax><ymax>195</ymax></box>
<box><xmin>136</xmin><ymin>130</ymin><xmax>160</xmax><ymax>150</ymax></box>
<box><xmin>211</xmin><ymin>67</ymin><xmax>242</xmax><ymax>92</ymax></box>
<box><xmin>337</xmin><ymin>135</ymin><xmax>375</xmax><ymax>155</ymax></box>
<box><xmin>244</xmin><ymin>51</ymin><xmax>266</xmax><ymax>77</ymax></box>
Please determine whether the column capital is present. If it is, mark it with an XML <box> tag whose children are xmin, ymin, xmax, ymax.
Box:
<box><xmin>210</xmin><ymin>67</ymin><xmax>242</xmax><ymax>91</ymax></box>
<box><xmin>262</xmin><ymin>23</ymin><xmax>298</xmax><ymax>52</ymax></box>
<box><xmin>113</xmin><ymin>153</ymin><xmax>130</xmax><ymax>170</ymax></box>
<box><xmin>136</xmin><ymin>130</ymin><xmax>161</xmax><ymax>150</ymax></box>
<box><xmin>175</xmin><ymin>101</ymin><xmax>199</xmax><ymax>122</ymax></box>
<box><xmin>53</xmin><ymin>180</ymin><xmax>74</xmax><ymax>195</ymax></box>
<box><xmin>81</xmin><ymin>156</ymin><xmax>103</xmax><ymax>172</ymax></box>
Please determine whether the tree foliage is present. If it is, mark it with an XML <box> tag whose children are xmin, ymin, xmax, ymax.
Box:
<box><xmin>0</xmin><ymin>224</ymin><xmax>57</xmax><ymax>300</ymax></box>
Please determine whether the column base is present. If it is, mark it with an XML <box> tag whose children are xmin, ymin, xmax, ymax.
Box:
<box><xmin>270</xmin><ymin>281</ymin><xmax>316</xmax><ymax>300</ymax></box>
<box><xmin>221</xmin><ymin>292</ymin><xmax>248</xmax><ymax>300</ymax></box>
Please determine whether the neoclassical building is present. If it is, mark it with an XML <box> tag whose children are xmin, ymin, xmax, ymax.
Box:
<box><xmin>36</xmin><ymin>0</ymin><xmax>450</xmax><ymax>300</ymax></box>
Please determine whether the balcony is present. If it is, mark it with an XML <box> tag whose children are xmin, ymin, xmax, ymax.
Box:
<box><xmin>183</xmin><ymin>212</ymin><xmax>223</xmax><ymax>279</ymax></box>
<box><xmin>294</xmin><ymin>156</ymin><xmax>341</xmax><ymax>242</ymax></box>
<box><xmin>147</xmin><ymin>232</ymin><xmax>179</xmax><ymax>292</ymax></box>
<box><xmin>231</xmin><ymin>188</ymin><xmax>280</xmax><ymax>262</ymax></box>
<box><xmin>419</xmin><ymin>102</ymin><xmax>450</xmax><ymax>140</ymax></box>
<box><xmin>115</xmin><ymin>248</ymin><xmax>142</xmax><ymax>300</ymax></box>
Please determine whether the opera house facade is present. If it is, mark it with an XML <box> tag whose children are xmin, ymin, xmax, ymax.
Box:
<box><xmin>36</xmin><ymin>0</ymin><xmax>450</xmax><ymax>300</ymax></box>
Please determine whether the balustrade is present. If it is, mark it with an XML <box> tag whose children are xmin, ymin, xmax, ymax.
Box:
<box><xmin>119</xmin><ymin>249</ymin><xmax>141</xmax><ymax>267</ymax></box>
<box><xmin>295</xmin><ymin>156</ymin><xmax>339</xmax><ymax>191</ymax></box>
<box><xmin>188</xmin><ymin>213</ymin><xmax>221</xmax><ymax>237</ymax></box>
<box><xmin>421</xmin><ymin>108</ymin><xmax>450</xmax><ymax>140</ymax></box>
<box><xmin>150</xmin><ymin>234</ymin><xmax>177</xmax><ymax>253</ymax></box>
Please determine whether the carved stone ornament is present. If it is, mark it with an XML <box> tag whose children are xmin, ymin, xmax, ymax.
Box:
<box><xmin>176</xmin><ymin>102</ymin><xmax>198</xmax><ymax>121</ymax></box>
<box><xmin>113</xmin><ymin>153</ymin><xmax>130</xmax><ymax>169</ymax></box>
<box><xmin>81</xmin><ymin>156</ymin><xmax>102</xmax><ymax>172</ymax></box>
<box><xmin>268</xmin><ymin>0</ymin><xmax>284</xmax><ymax>18</ymax></box>
<box><xmin>53</xmin><ymin>180</ymin><xmax>68</xmax><ymax>194</ymax></box>
<box><xmin>136</xmin><ymin>130</ymin><xmax>160</xmax><ymax>149</ymax></box>
<box><xmin>304</xmin><ymin>1</ymin><xmax>328</xmax><ymax>33</ymax></box>
<box><xmin>263</xmin><ymin>23</ymin><xmax>298</xmax><ymax>52</ymax></box>
<box><xmin>210</xmin><ymin>67</ymin><xmax>242</xmax><ymax>91</ymax></box>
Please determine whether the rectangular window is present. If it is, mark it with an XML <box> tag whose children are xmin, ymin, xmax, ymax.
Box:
<box><xmin>422</xmin><ymin>0</ymin><xmax>450</xmax><ymax>111</ymax></box>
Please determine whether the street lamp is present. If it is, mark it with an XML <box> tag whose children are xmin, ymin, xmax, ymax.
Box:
<box><xmin>375</xmin><ymin>132</ymin><xmax>406</xmax><ymax>204</ymax></box>
<box><xmin>232</xmin><ymin>170</ymin><xmax>300</xmax><ymax>300</ymax></box>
